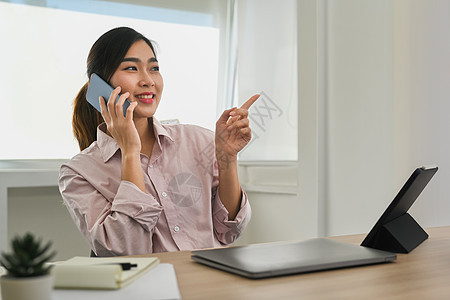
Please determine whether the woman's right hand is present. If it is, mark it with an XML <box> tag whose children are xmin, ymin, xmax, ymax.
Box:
<box><xmin>99</xmin><ymin>87</ymin><xmax>146</xmax><ymax>192</ymax></box>
<box><xmin>99</xmin><ymin>86</ymin><xmax>140</xmax><ymax>156</ymax></box>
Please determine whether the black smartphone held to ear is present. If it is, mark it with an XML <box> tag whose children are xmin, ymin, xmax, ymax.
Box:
<box><xmin>86</xmin><ymin>73</ymin><xmax>130</xmax><ymax>117</ymax></box>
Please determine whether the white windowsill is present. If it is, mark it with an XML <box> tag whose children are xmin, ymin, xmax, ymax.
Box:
<box><xmin>238</xmin><ymin>160</ymin><xmax>298</xmax><ymax>195</ymax></box>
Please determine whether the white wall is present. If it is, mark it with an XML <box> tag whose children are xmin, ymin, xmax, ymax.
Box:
<box><xmin>318</xmin><ymin>0</ymin><xmax>450</xmax><ymax>237</ymax></box>
<box><xmin>393</xmin><ymin>0</ymin><xmax>450</xmax><ymax>227</ymax></box>
<box><xmin>324</xmin><ymin>0</ymin><xmax>395</xmax><ymax>236</ymax></box>
<box><xmin>8</xmin><ymin>187</ymin><xmax>90</xmax><ymax>260</ymax></box>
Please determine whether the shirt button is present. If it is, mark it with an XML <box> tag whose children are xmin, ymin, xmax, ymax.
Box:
<box><xmin>149</xmin><ymin>164</ymin><xmax>153</xmax><ymax>169</ymax></box>
<box><xmin>174</xmin><ymin>226</ymin><xmax>180</xmax><ymax>232</ymax></box>
<box><xmin>162</xmin><ymin>192</ymin><xmax>167</xmax><ymax>197</ymax></box>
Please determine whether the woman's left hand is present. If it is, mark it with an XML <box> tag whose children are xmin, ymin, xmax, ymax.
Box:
<box><xmin>215</xmin><ymin>94</ymin><xmax>260</xmax><ymax>165</ymax></box>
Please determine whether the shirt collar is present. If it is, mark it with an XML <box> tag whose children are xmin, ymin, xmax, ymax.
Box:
<box><xmin>153</xmin><ymin>118</ymin><xmax>175</xmax><ymax>143</ymax></box>
<box><xmin>96</xmin><ymin>118</ymin><xmax>175</xmax><ymax>163</ymax></box>
<box><xmin>96</xmin><ymin>123</ymin><xmax>119</xmax><ymax>163</ymax></box>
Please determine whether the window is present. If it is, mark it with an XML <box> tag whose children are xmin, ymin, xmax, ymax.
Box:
<box><xmin>236</xmin><ymin>0</ymin><xmax>298</xmax><ymax>161</ymax></box>
<box><xmin>0</xmin><ymin>0</ymin><xmax>229</xmax><ymax>159</ymax></box>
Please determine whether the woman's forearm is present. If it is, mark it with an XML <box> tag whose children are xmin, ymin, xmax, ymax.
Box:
<box><xmin>121</xmin><ymin>153</ymin><xmax>146</xmax><ymax>192</ymax></box>
<box><xmin>217</xmin><ymin>154</ymin><xmax>242</xmax><ymax>220</ymax></box>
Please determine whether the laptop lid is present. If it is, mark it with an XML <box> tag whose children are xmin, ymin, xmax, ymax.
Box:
<box><xmin>191</xmin><ymin>238</ymin><xmax>396</xmax><ymax>279</ymax></box>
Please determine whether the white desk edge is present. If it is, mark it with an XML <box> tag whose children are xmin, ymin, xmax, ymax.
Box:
<box><xmin>0</xmin><ymin>159</ymin><xmax>68</xmax><ymax>253</ymax></box>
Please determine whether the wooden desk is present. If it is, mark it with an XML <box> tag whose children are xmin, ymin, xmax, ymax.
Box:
<box><xmin>147</xmin><ymin>226</ymin><xmax>450</xmax><ymax>299</ymax></box>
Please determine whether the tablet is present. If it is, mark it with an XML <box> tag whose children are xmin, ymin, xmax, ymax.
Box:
<box><xmin>361</xmin><ymin>165</ymin><xmax>438</xmax><ymax>253</ymax></box>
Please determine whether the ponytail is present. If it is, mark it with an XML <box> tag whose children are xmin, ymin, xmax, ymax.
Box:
<box><xmin>72</xmin><ymin>82</ymin><xmax>103</xmax><ymax>151</ymax></box>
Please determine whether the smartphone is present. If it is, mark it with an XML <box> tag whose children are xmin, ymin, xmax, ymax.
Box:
<box><xmin>86</xmin><ymin>73</ymin><xmax>130</xmax><ymax>117</ymax></box>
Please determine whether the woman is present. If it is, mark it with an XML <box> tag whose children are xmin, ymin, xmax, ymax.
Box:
<box><xmin>59</xmin><ymin>27</ymin><xmax>258</xmax><ymax>256</ymax></box>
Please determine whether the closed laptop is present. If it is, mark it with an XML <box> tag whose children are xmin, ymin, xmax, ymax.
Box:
<box><xmin>191</xmin><ymin>238</ymin><xmax>396</xmax><ymax>279</ymax></box>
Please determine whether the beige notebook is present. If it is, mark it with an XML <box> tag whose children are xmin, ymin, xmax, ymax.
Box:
<box><xmin>52</xmin><ymin>256</ymin><xmax>159</xmax><ymax>290</ymax></box>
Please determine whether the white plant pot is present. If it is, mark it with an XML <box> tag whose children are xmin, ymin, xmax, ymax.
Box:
<box><xmin>0</xmin><ymin>274</ymin><xmax>54</xmax><ymax>300</ymax></box>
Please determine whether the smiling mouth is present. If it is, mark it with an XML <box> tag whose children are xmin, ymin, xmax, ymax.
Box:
<box><xmin>136</xmin><ymin>94</ymin><xmax>155</xmax><ymax>104</ymax></box>
<box><xmin>137</xmin><ymin>94</ymin><xmax>154</xmax><ymax>99</ymax></box>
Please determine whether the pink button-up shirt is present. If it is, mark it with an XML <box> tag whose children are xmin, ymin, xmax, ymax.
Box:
<box><xmin>59</xmin><ymin>118</ymin><xmax>251</xmax><ymax>256</ymax></box>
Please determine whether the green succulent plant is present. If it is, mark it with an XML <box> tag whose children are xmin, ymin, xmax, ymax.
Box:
<box><xmin>0</xmin><ymin>232</ymin><xmax>56</xmax><ymax>278</ymax></box>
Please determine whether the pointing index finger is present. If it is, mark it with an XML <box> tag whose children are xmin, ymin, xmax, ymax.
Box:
<box><xmin>240</xmin><ymin>94</ymin><xmax>260</xmax><ymax>110</ymax></box>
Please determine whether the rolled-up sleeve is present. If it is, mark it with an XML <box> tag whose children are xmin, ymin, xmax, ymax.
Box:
<box><xmin>212</xmin><ymin>189</ymin><xmax>251</xmax><ymax>245</ymax></box>
<box><xmin>111</xmin><ymin>181</ymin><xmax>163</xmax><ymax>229</ymax></box>
<box><xmin>59</xmin><ymin>166</ymin><xmax>163</xmax><ymax>256</ymax></box>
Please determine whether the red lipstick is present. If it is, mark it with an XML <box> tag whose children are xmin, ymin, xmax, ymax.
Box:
<box><xmin>136</xmin><ymin>92</ymin><xmax>155</xmax><ymax>104</ymax></box>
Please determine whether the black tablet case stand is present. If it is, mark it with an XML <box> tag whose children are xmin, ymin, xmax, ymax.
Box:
<box><xmin>366</xmin><ymin>213</ymin><xmax>428</xmax><ymax>253</ymax></box>
<box><xmin>361</xmin><ymin>166</ymin><xmax>437</xmax><ymax>254</ymax></box>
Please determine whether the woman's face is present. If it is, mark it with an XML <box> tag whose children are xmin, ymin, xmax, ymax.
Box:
<box><xmin>110</xmin><ymin>40</ymin><xmax>163</xmax><ymax>119</ymax></box>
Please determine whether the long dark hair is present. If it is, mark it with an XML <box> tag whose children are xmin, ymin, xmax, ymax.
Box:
<box><xmin>73</xmin><ymin>27</ymin><xmax>157</xmax><ymax>150</ymax></box>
